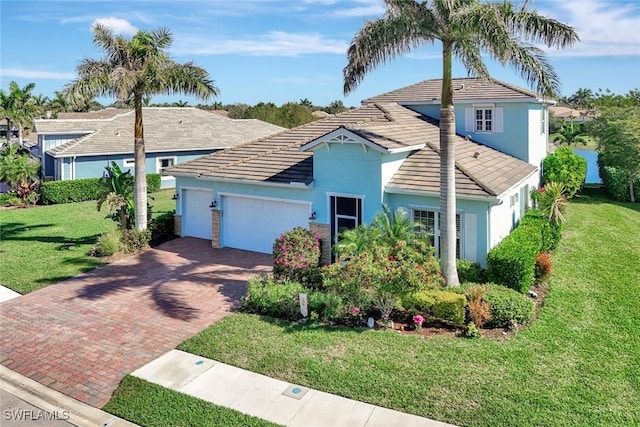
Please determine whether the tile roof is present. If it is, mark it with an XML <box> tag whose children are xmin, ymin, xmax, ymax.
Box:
<box><xmin>362</xmin><ymin>78</ymin><xmax>548</xmax><ymax>105</ymax></box>
<box><xmin>168</xmin><ymin>103</ymin><xmax>536</xmax><ymax>197</ymax></box>
<box><xmin>36</xmin><ymin>108</ymin><xmax>285</xmax><ymax>157</ymax></box>
<box><xmin>56</xmin><ymin>108</ymin><xmax>129</xmax><ymax>120</ymax></box>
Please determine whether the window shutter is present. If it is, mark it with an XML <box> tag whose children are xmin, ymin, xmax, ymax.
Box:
<box><xmin>495</xmin><ymin>108</ymin><xmax>504</xmax><ymax>133</ymax></box>
<box><xmin>465</xmin><ymin>108</ymin><xmax>474</xmax><ymax>132</ymax></box>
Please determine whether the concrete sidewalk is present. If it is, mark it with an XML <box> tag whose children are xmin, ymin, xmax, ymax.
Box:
<box><xmin>0</xmin><ymin>365</ymin><xmax>137</xmax><ymax>427</ymax></box>
<box><xmin>132</xmin><ymin>350</ymin><xmax>456</xmax><ymax>427</ymax></box>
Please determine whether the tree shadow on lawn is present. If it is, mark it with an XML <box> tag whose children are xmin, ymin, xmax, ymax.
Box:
<box><xmin>0</xmin><ymin>221</ymin><xmax>101</xmax><ymax>247</ymax></box>
<box><xmin>69</xmin><ymin>242</ymin><xmax>270</xmax><ymax>322</ymax></box>
<box><xmin>574</xmin><ymin>188</ymin><xmax>640</xmax><ymax>212</ymax></box>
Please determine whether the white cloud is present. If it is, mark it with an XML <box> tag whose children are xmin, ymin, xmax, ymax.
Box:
<box><xmin>540</xmin><ymin>0</ymin><xmax>640</xmax><ymax>57</ymax></box>
<box><xmin>92</xmin><ymin>17</ymin><xmax>138</xmax><ymax>35</ymax></box>
<box><xmin>173</xmin><ymin>31</ymin><xmax>348</xmax><ymax>57</ymax></box>
<box><xmin>331</xmin><ymin>0</ymin><xmax>385</xmax><ymax>17</ymax></box>
<box><xmin>0</xmin><ymin>68</ymin><xmax>75</xmax><ymax>80</ymax></box>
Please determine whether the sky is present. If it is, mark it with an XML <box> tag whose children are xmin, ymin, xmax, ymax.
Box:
<box><xmin>1</xmin><ymin>0</ymin><xmax>639</xmax><ymax>108</ymax></box>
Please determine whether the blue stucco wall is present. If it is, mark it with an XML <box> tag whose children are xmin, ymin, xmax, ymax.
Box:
<box><xmin>56</xmin><ymin>149</ymin><xmax>217</xmax><ymax>187</ymax></box>
<box><xmin>408</xmin><ymin>102</ymin><xmax>537</xmax><ymax>164</ymax></box>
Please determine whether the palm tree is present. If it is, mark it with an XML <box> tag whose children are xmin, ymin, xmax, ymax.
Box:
<box><xmin>50</xmin><ymin>91</ymin><xmax>71</xmax><ymax>117</ymax></box>
<box><xmin>568</xmin><ymin>88</ymin><xmax>593</xmax><ymax>110</ymax></box>
<box><xmin>550</xmin><ymin>123</ymin><xmax>591</xmax><ymax>147</ymax></box>
<box><xmin>5</xmin><ymin>81</ymin><xmax>39</xmax><ymax>145</ymax></box>
<box><xmin>64</xmin><ymin>24</ymin><xmax>219</xmax><ymax>230</ymax></box>
<box><xmin>343</xmin><ymin>0</ymin><xmax>578</xmax><ymax>285</ymax></box>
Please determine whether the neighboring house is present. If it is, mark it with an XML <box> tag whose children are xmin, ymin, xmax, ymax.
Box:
<box><xmin>167</xmin><ymin>78</ymin><xmax>553</xmax><ymax>266</ymax></box>
<box><xmin>548</xmin><ymin>105</ymin><xmax>592</xmax><ymax>123</ymax></box>
<box><xmin>32</xmin><ymin>108</ymin><xmax>284</xmax><ymax>188</ymax></box>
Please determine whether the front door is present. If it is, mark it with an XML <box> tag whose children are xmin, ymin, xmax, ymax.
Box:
<box><xmin>330</xmin><ymin>196</ymin><xmax>363</xmax><ymax>255</ymax></box>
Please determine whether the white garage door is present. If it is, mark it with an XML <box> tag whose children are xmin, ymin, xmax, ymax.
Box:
<box><xmin>222</xmin><ymin>196</ymin><xmax>310</xmax><ymax>253</ymax></box>
<box><xmin>182</xmin><ymin>189</ymin><xmax>213</xmax><ymax>239</ymax></box>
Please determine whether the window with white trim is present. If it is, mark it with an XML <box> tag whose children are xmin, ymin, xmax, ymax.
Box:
<box><xmin>475</xmin><ymin>107</ymin><xmax>493</xmax><ymax>132</ymax></box>
<box><xmin>510</xmin><ymin>192</ymin><xmax>519</xmax><ymax>208</ymax></box>
<box><xmin>413</xmin><ymin>209</ymin><xmax>461</xmax><ymax>258</ymax></box>
<box><xmin>123</xmin><ymin>158</ymin><xmax>135</xmax><ymax>167</ymax></box>
<box><xmin>157</xmin><ymin>156</ymin><xmax>176</xmax><ymax>177</ymax></box>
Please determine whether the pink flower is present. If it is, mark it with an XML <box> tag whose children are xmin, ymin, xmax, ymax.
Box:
<box><xmin>350</xmin><ymin>307</ymin><xmax>361</xmax><ymax>316</ymax></box>
<box><xmin>413</xmin><ymin>315</ymin><xmax>425</xmax><ymax>327</ymax></box>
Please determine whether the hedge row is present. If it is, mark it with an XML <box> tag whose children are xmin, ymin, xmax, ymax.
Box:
<box><xmin>402</xmin><ymin>289</ymin><xmax>466</xmax><ymax>326</ymax></box>
<box><xmin>40</xmin><ymin>174</ymin><xmax>161</xmax><ymax>205</ymax></box>
<box><xmin>600</xmin><ymin>164</ymin><xmax>640</xmax><ymax>202</ymax></box>
<box><xmin>487</xmin><ymin>209</ymin><xmax>556</xmax><ymax>293</ymax></box>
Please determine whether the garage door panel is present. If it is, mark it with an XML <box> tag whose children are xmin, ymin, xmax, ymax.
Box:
<box><xmin>222</xmin><ymin>196</ymin><xmax>309</xmax><ymax>253</ymax></box>
<box><xmin>183</xmin><ymin>189</ymin><xmax>212</xmax><ymax>239</ymax></box>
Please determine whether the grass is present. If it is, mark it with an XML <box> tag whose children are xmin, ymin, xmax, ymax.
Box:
<box><xmin>173</xmin><ymin>189</ymin><xmax>639</xmax><ymax>427</ymax></box>
<box><xmin>103</xmin><ymin>376</ymin><xmax>281</xmax><ymax>427</ymax></box>
<box><xmin>0</xmin><ymin>189</ymin><xmax>175</xmax><ymax>294</ymax></box>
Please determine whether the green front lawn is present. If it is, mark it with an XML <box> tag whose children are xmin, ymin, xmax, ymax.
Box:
<box><xmin>0</xmin><ymin>189</ymin><xmax>175</xmax><ymax>294</ymax></box>
<box><xmin>103</xmin><ymin>376</ymin><xmax>280</xmax><ymax>427</ymax></box>
<box><xmin>173</xmin><ymin>190</ymin><xmax>639</xmax><ymax>427</ymax></box>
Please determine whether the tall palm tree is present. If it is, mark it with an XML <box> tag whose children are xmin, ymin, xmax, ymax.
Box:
<box><xmin>5</xmin><ymin>81</ymin><xmax>39</xmax><ymax>145</ymax></box>
<box><xmin>64</xmin><ymin>24</ymin><xmax>219</xmax><ymax>230</ymax></box>
<box><xmin>50</xmin><ymin>91</ymin><xmax>71</xmax><ymax>117</ymax></box>
<box><xmin>343</xmin><ymin>0</ymin><xmax>577</xmax><ymax>285</ymax></box>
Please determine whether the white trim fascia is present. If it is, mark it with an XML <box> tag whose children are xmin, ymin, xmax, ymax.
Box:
<box><xmin>36</xmin><ymin>131</ymin><xmax>95</xmax><ymax>136</ymax></box>
<box><xmin>218</xmin><ymin>192</ymin><xmax>312</xmax><ymax>208</ymax></box>
<box><xmin>385</xmin><ymin>186</ymin><xmax>497</xmax><ymax>203</ymax></box>
<box><xmin>399</xmin><ymin>97</ymin><xmax>553</xmax><ymax>106</ymax></box>
<box><xmin>50</xmin><ymin>146</ymin><xmax>221</xmax><ymax>158</ymax></box>
<box><xmin>174</xmin><ymin>173</ymin><xmax>314</xmax><ymax>189</ymax></box>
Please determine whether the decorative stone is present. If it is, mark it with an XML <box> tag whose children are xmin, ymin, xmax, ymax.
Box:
<box><xmin>367</xmin><ymin>317</ymin><xmax>375</xmax><ymax>328</ymax></box>
<box><xmin>528</xmin><ymin>290</ymin><xmax>538</xmax><ymax>298</ymax></box>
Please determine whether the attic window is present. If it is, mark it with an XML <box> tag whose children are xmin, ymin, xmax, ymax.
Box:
<box><xmin>475</xmin><ymin>107</ymin><xmax>493</xmax><ymax>132</ymax></box>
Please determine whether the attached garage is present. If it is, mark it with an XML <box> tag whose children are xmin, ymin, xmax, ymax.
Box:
<box><xmin>182</xmin><ymin>189</ymin><xmax>213</xmax><ymax>239</ymax></box>
<box><xmin>221</xmin><ymin>195</ymin><xmax>311</xmax><ymax>253</ymax></box>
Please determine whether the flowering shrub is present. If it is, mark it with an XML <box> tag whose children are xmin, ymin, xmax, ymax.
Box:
<box><xmin>323</xmin><ymin>241</ymin><xmax>443</xmax><ymax>321</ymax></box>
<box><xmin>413</xmin><ymin>314</ymin><xmax>425</xmax><ymax>330</ymax></box>
<box><xmin>534</xmin><ymin>252</ymin><xmax>553</xmax><ymax>283</ymax></box>
<box><xmin>273</xmin><ymin>228</ymin><xmax>321</xmax><ymax>285</ymax></box>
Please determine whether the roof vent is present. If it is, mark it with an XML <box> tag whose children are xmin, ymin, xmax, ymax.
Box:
<box><xmin>465</xmin><ymin>135</ymin><xmax>471</xmax><ymax>141</ymax></box>
<box><xmin>460</xmin><ymin>83</ymin><xmax>465</xmax><ymax>90</ymax></box>
<box><xmin>179</xmin><ymin>119</ymin><xmax>184</xmax><ymax>124</ymax></box>
<box><xmin>115</xmin><ymin>131</ymin><xmax>119</xmax><ymax>136</ymax></box>
<box><xmin>473</xmin><ymin>151</ymin><xmax>480</xmax><ymax>159</ymax></box>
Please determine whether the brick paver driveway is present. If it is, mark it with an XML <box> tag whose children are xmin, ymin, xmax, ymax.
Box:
<box><xmin>0</xmin><ymin>238</ymin><xmax>271</xmax><ymax>408</ymax></box>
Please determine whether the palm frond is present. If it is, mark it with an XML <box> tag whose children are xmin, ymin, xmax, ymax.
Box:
<box><xmin>452</xmin><ymin>38</ymin><xmax>490</xmax><ymax>80</ymax></box>
<box><xmin>343</xmin><ymin>14</ymin><xmax>436</xmax><ymax>94</ymax></box>
<box><xmin>153</xmin><ymin>62</ymin><xmax>220</xmax><ymax>100</ymax></box>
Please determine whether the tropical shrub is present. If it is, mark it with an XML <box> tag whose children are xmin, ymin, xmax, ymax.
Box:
<box><xmin>534</xmin><ymin>252</ymin><xmax>553</xmax><ymax>283</ymax></box>
<box><xmin>40</xmin><ymin>178</ymin><xmax>103</xmax><ymax>204</ymax></box>
<box><xmin>600</xmin><ymin>163</ymin><xmax>640</xmax><ymax>202</ymax></box>
<box><xmin>0</xmin><ymin>192</ymin><xmax>21</xmax><ymax>206</ymax></box>
<box><xmin>456</xmin><ymin>259</ymin><xmax>487</xmax><ymax>284</ymax></box>
<box><xmin>402</xmin><ymin>289</ymin><xmax>466</xmax><ymax>327</ymax></box>
<box><xmin>94</xmin><ymin>230</ymin><xmax>121</xmax><ymax>257</ymax></box>
<box><xmin>487</xmin><ymin>219</ymin><xmax>541</xmax><ymax>293</ymax></box>
<box><xmin>324</xmin><ymin>241</ymin><xmax>443</xmax><ymax>321</ymax></box>
<box><xmin>0</xmin><ymin>144</ymin><xmax>40</xmax><ymax>203</ymax></box>
<box><xmin>146</xmin><ymin>174</ymin><xmax>161</xmax><ymax>193</ymax></box>
<box><xmin>120</xmin><ymin>229</ymin><xmax>151</xmax><ymax>253</ymax></box>
<box><xmin>98</xmin><ymin>162</ymin><xmax>135</xmax><ymax>230</ymax></box>
<box><xmin>463</xmin><ymin>285</ymin><xmax>492</xmax><ymax>327</ymax></box>
<box><xmin>308</xmin><ymin>292</ymin><xmax>346</xmax><ymax>321</ymax></box>
<box><xmin>460</xmin><ymin>283</ymin><xmax>535</xmax><ymax>328</ymax></box>
<box><xmin>542</xmin><ymin>146</ymin><xmax>587</xmax><ymax>198</ymax></box>
<box><xmin>242</xmin><ymin>275</ymin><xmax>306</xmax><ymax>320</ymax></box>
<box><xmin>519</xmin><ymin>208</ymin><xmax>560</xmax><ymax>252</ymax></box>
<box><xmin>536</xmin><ymin>182</ymin><xmax>568</xmax><ymax>226</ymax></box>
<box><xmin>273</xmin><ymin>227</ymin><xmax>321</xmax><ymax>285</ymax></box>
<box><xmin>483</xmin><ymin>284</ymin><xmax>535</xmax><ymax>328</ymax></box>
<box><xmin>150</xmin><ymin>211</ymin><xmax>176</xmax><ymax>245</ymax></box>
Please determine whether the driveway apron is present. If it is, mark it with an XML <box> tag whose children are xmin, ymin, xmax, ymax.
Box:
<box><xmin>0</xmin><ymin>238</ymin><xmax>271</xmax><ymax>408</ymax></box>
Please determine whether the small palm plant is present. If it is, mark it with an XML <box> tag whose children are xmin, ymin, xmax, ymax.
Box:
<box><xmin>537</xmin><ymin>182</ymin><xmax>568</xmax><ymax>225</ymax></box>
<box><xmin>97</xmin><ymin>162</ymin><xmax>135</xmax><ymax>230</ymax></box>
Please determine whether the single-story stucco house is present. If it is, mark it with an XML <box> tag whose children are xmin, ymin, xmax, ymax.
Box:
<box><xmin>32</xmin><ymin>107</ymin><xmax>284</xmax><ymax>188</ymax></box>
<box><xmin>167</xmin><ymin>78</ymin><xmax>554</xmax><ymax>266</ymax></box>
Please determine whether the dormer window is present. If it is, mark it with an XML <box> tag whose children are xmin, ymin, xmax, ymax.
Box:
<box><xmin>475</xmin><ymin>107</ymin><xmax>493</xmax><ymax>132</ymax></box>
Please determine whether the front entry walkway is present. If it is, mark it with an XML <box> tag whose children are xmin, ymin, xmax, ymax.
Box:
<box><xmin>0</xmin><ymin>238</ymin><xmax>271</xmax><ymax>408</ymax></box>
